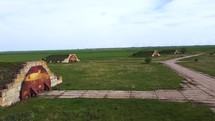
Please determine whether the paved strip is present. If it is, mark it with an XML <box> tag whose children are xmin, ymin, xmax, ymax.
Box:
<box><xmin>155</xmin><ymin>90</ymin><xmax>187</xmax><ymax>102</ymax></box>
<box><xmin>162</xmin><ymin>54</ymin><xmax>215</xmax><ymax>96</ymax></box>
<box><xmin>106</xmin><ymin>91</ymin><xmax>130</xmax><ymax>99</ymax></box>
<box><xmin>162</xmin><ymin>54</ymin><xmax>215</xmax><ymax>112</ymax></box>
<box><xmin>131</xmin><ymin>91</ymin><xmax>156</xmax><ymax>99</ymax></box>
<box><xmin>39</xmin><ymin>89</ymin><xmax>215</xmax><ymax>112</ymax></box>
<box><xmin>211</xmin><ymin>108</ymin><xmax>215</xmax><ymax>113</ymax></box>
<box><xmin>39</xmin><ymin>90</ymin><xmax>186</xmax><ymax>101</ymax></box>
<box><xmin>59</xmin><ymin>90</ymin><xmax>86</xmax><ymax>98</ymax></box>
<box><xmin>81</xmin><ymin>90</ymin><xmax>108</xmax><ymax>98</ymax></box>
<box><xmin>40</xmin><ymin>90</ymin><xmax>65</xmax><ymax>98</ymax></box>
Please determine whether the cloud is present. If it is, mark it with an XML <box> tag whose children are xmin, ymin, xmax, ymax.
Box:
<box><xmin>0</xmin><ymin>0</ymin><xmax>215</xmax><ymax>51</ymax></box>
<box><xmin>154</xmin><ymin>0</ymin><xmax>173</xmax><ymax>10</ymax></box>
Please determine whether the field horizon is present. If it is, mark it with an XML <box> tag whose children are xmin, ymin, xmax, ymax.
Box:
<box><xmin>1</xmin><ymin>45</ymin><xmax>215</xmax><ymax>53</ymax></box>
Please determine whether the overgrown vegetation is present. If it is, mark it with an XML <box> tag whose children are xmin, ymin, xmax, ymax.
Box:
<box><xmin>43</xmin><ymin>54</ymin><xmax>69</xmax><ymax>63</ymax></box>
<box><xmin>159</xmin><ymin>49</ymin><xmax>179</xmax><ymax>54</ymax></box>
<box><xmin>0</xmin><ymin>62</ymin><xmax>24</xmax><ymax>90</ymax></box>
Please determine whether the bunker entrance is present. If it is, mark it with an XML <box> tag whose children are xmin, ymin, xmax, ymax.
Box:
<box><xmin>20</xmin><ymin>66</ymin><xmax>51</xmax><ymax>100</ymax></box>
<box><xmin>69</xmin><ymin>55</ymin><xmax>78</xmax><ymax>62</ymax></box>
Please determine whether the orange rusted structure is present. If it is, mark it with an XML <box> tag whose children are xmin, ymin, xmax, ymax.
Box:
<box><xmin>20</xmin><ymin>66</ymin><xmax>51</xmax><ymax>100</ymax></box>
<box><xmin>69</xmin><ymin>55</ymin><xmax>78</xmax><ymax>62</ymax></box>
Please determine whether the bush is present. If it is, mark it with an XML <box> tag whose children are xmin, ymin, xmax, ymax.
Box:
<box><xmin>210</xmin><ymin>52</ymin><xmax>215</xmax><ymax>55</ymax></box>
<box><xmin>194</xmin><ymin>59</ymin><xmax>198</xmax><ymax>61</ymax></box>
<box><xmin>145</xmin><ymin>58</ymin><xmax>152</xmax><ymax>64</ymax></box>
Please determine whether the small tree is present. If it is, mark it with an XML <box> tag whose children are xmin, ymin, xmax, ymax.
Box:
<box><xmin>145</xmin><ymin>57</ymin><xmax>152</xmax><ymax>64</ymax></box>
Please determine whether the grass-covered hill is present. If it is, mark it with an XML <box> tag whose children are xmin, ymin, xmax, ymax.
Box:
<box><xmin>0</xmin><ymin>62</ymin><xmax>24</xmax><ymax>90</ymax></box>
<box><xmin>43</xmin><ymin>54</ymin><xmax>69</xmax><ymax>63</ymax></box>
<box><xmin>131</xmin><ymin>51</ymin><xmax>155</xmax><ymax>57</ymax></box>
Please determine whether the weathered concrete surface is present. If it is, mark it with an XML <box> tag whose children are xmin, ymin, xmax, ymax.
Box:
<box><xmin>39</xmin><ymin>90</ymin><xmax>186</xmax><ymax>101</ymax></box>
<box><xmin>131</xmin><ymin>91</ymin><xmax>156</xmax><ymax>99</ymax></box>
<box><xmin>211</xmin><ymin>108</ymin><xmax>215</xmax><ymax>113</ymax></box>
<box><xmin>162</xmin><ymin>54</ymin><xmax>215</xmax><ymax>96</ymax></box>
<box><xmin>162</xmin><ymin>54</ymin><xmax>215</xmax><ymax>111</ymax></box>
<box><xmin>39</xmin><ymin>89</ymin><xmax>215</xmax><ymax>112</ymax></box>
<box><xmin>155</xmin><ymin>90</ymin><xmax>186</xmax><ymax>102</ymax></box>
<box><xmin>106</xmin><ymin>91</ymin><xmax>130</xmax><ymax>99</ymax></box>
<box><xmin>59</xmin><ymin>90</ymin><xmax>86</xmax><ymax>98</ymax></box>
<box><xmin>81</xmin><ymin>90</ymin><xmax>108</xmax><ymax>98</ymax></box>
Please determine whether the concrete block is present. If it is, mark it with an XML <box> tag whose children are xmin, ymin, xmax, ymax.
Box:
<box><xmin>0</xmin><ymin>89</ymin><xmax>7</xmax><ymax>97</ymax></box>
<box><xmin>5</xmin><ymin>83</ymin><xmax>14</xmax><ymax>89</ymax></box>
<box><xmin>5</xmin><ymin>88</ymin><xmax>17</xmax><ymax>97</ymax></box>
<box><xmin>106</xmin><ymin>91</ymin><xmax>130</xmax><ymax>99</ymax></box>
<box><xmin>81</xmin><ymin>90</ymin><xmax>108</xmax><ymax>98</ymax></box>
<box><xmin>156</xmin><ymin>90</ymin><xmax>186</xmax><ymax>102</ymax></box>
<box><xmin>45</xmin><ymin>90</ymin><xmax>65</xmax><ymax>96</ymax></box>
<box><xmin>131</xmin><ymin>91</ymin><xmax>157</xmax><ymax>99</ymax></box>
<box><xmin>59</xmin><ymin>90</ymin><xmax>85</xmax><ymax>98</ymax></box>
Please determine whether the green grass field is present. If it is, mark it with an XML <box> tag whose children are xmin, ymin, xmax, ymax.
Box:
<box><xmin>1</xmin><ymin>47</ymin><xmax>185</xmax><ymax>90</ymax></box>
<box><xmin>0</xmin><ymin>45</ymin><xmax>215</xmax><ymax>121</ymax></box>
<box><xmin>179</xmin><ymin>52</ymin><xmax>215</xmax><ymax>77</ymax></box>
<box><xmin>0</xmin><ymin>98</ymin><xmax>215</xmax><ymax>121</ymax></box>
<box><xmin>49</xmin><ymin>59</ymin><xmax>182</xmax><ymax>90</ymax></box>
<box><xmin>0</xmin><ymin>45</ymin><xmax>214</xmax><ymax>62</ymax></box>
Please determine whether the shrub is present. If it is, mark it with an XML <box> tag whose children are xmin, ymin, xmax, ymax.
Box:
<box><xmin>194</xmin><ymin>59</ymin><xmax>198</xmax><ymax>61</ymax></box>
<box><xmin>210</xmin><ymin>52</ymin><xmax>215</xmax><ymax>55</ymax></box>
<box><xmin>145</xmin><ymin>58</ymin><xmax>152</xmax><ymax>64</ymax></box>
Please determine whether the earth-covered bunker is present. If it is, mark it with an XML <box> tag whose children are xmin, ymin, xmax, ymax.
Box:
<box><xmin>43</xmin><ymin>54</ymin><xmax>80</xmax><ymax>63</ymax></box>
<box><xmin>0</xmin><ymin>61</ymin><xmax>62</xmax><ymax>106</ymax></box>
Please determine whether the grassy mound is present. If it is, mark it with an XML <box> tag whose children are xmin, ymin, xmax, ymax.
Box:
<box><xmin>131</xmin><ymin>51</ymin><xmax>154</xmax><ymax>57</ymax></box>
<box><xmin>159</xmin><ymin>50</ymin><xmax>179</xmax><ymax>54</ymax></box>
<box><xmin>43</xmin><ymin>54</ymin><xmax>69</xmax><ymax>63</ymax></box>
<box><xmin>0</xmin><ymin>62</ymin><xmax>24</xmax><ymax>90</ymax></box>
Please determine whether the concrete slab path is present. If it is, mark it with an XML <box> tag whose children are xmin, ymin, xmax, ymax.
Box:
<box><xmin>162</xmin><ymin>54</ymin><xmax>215</xmax><ymax>111</ymax></box>
<box><xmin>39</xmin><ymin>90</ymin><xmax>186</xmax><ymax>101</ymax></box>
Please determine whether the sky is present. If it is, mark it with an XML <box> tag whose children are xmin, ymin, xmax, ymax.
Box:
<box><xmin>0</xmin><ymin>0</ymin><xmax>215</xmax><ymax>51</ymax></box>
